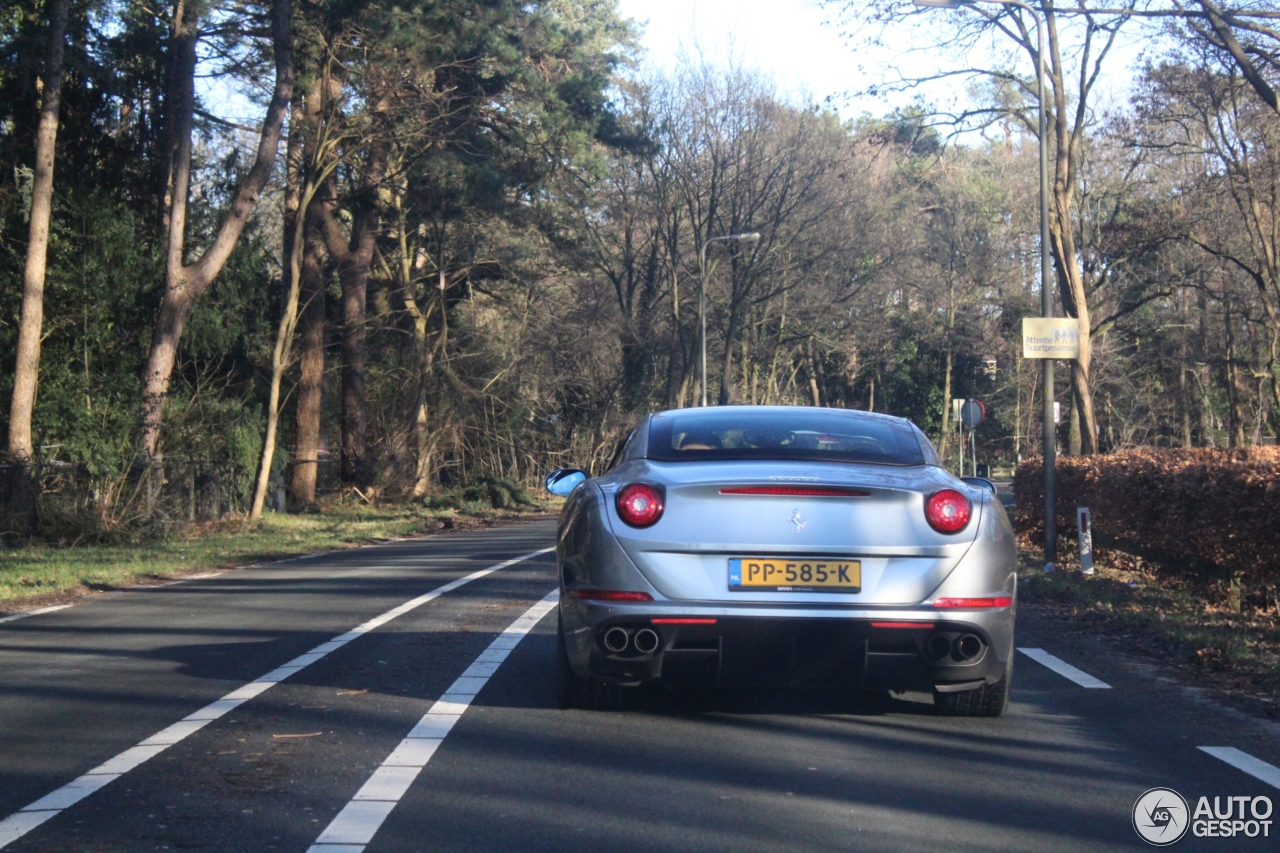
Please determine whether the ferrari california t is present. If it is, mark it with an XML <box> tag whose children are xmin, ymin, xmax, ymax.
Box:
<box><xmin>545</xmin><ymin>406</ymin><xmax>1017</xmax><ymax>716</ymax></box>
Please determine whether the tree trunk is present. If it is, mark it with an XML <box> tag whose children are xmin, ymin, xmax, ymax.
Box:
<box><xmin>718</xmin><ymin>306</ymin><xmax>740</xmax><ymax>406</ymax></box>
<box><xmin>7</xmin><ymin>0</ymin><xmax>69</xmax><ymax>466</ymax></box>
<box><xmin>1180</xmin><ymin>366</ymin><xmax>1194</xmax><ymax>448</ymax></box>
<box><xmin>408</xmin><ymin>268</ymin><xmax>445</xmax><ymax>498</ymax></box>
<box><xmin>939</xmin><ymin>347</ymin><xmax>953</xmax><ymax>460</ymax></box>
<box><xmin>322</xmin><ymin>129</ymin><xmax>389</xmax><ymax>486</ymax></box>
<box><xmin>289</xmin><ymin>207</ymin><xmax>327</xmax><ymax>509</ymax></box>
<box><xmin>1045</xmin><ymin>12</ymin><xmax>1099</xmax><ymax>455</ymax></box>
<box><xmin>252</xmin><ymin>173</ymin><xmax>326</xmax><ymax>517</ymax></box>
<box><xmin>288</xmin><ymin>86</ymin><xmax>327</xmax><ymax>510</ymax></box>
<box><xmin>1068</xmin><ymin>385</ymin><xmax>1082</xmax><ymax>456</ymax></box>
<box><xmin>1224</xmin><ymin>297</ymin><xmax>1245</xmax><ymax>447</ymax></box>
<box><xmin>409</xmin><ymin>307</ymin><xmax>433</xmax><ymax>497</ymax></box>
<box><xmin>139</xmin><ymin>0</ymin><xmax>294</xmax><ymax>457</ymax></box>
<box><xmin>1179</xmin><ymin>294</ymin><xmax>1193</xmax><ymax>448</ymax></box>
<box><xmin>4</xmin><ymin>0</ymin><xmax>70</xmax><ymax>534</ymax></box>
<box><xmin>338</xmin><ymin>214</ymin><xmax>373</xmax><ymax>486</ymax></box>
<box><xmin>805</xmin><ymin>339</ymin><xmax>822</xmax><ymax>407</ymax></box>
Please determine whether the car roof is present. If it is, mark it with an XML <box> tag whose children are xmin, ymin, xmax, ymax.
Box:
<box><xmin>648</xmin><ymin>405</ymin><xmax>911</xmax><ymax>425</ymax></box>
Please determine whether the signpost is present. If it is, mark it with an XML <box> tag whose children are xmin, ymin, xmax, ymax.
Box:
<box><xmin>1023</xmin><ymin>317</ymin><xmax>1079</xmax><ymax>572</ymax></box>
<box><xmin>959</xmin><ymin>399</ymin><xmax>984</xmax><ymax>477</ymax></box>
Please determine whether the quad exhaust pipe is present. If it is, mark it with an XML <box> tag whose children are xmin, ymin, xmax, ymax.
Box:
<box><xmin>927</xmin><ymin>634</ymin><xmax>952</xmax><ymax>661</ymax></box>
<box><xmin>603</xmin><ymin>627</ymin><xmax>630</xmax><ymax>654</ymax></box>
<box><xmin>601</xmin><ymin>626</ymin><xmax>662</xmax><ymax>656</ymax></box>
<box><xmin>633</xmin><ymin>628</ymin><xmax>660</xmax><ymax>655</ymax></box>
<box><xmin>925</xmin><ymin>632</ymin><xmax>985</xmax><ymax>662</ymax></box>
<box><xmin>954</xmin><ymin>634</ymin><xmax>983</xmax><ymax>661</ymax></box>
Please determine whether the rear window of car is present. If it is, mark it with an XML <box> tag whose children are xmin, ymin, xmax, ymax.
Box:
<box><xmin>647</xmin><ymin>409</ymin><xmax>927</xmax><ymax>466</ymax></box>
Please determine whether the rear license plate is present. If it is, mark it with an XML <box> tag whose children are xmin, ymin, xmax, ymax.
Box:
<box><xmin>728</xmin><ymin>558</ymin><xmax>861</xmax><ymax>592</ymax></box>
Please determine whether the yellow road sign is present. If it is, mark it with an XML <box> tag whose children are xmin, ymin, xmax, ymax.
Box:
<box><xmin>1022</xmin><ymin>318</ymin><xmax>1081</xmax><ymax>359</ymax></box>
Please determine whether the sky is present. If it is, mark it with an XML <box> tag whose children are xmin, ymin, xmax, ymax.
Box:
<box><xmin>203</xmin><ymin>0</ymin><xmax>1152</xmax><ymax>136</ymax></box>
<box><xmin>612</xmin><ymin>0</ymin><xmax>1154</xmax><ymax>123</ymax></box>
<box><xmin>613</xmin><ymin>0</ymin><xmax>865</xmax><ymax>108</ymax></box>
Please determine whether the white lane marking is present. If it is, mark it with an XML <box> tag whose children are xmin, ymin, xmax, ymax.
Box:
<box><xmin>0</xmin><ymin>546</ymin><xmax>554</xmax><ymax>850</ymax></box>
<box><xmin>0</xmin><ymin>604</ymin><xmax>73</xmax><ymax>625</ymax></box>
<box><xmin>0</xmin><ymin>812</ymin><xmax>58</xmax><ymax>848</ymax></box>
<box><xmin>1017</xmin><ymin>648</ymin><xmax>1111</xmax><ymax>689</ymax></box>
<box><xmin>1199</xmin><ymin>747</ymin><xmax>1280</xmax><ymax>790</ymax></box>
<box><xmin>308</xmin><ymin>589</ymin><xmax>559</xmax><ymax>853</ymax></box>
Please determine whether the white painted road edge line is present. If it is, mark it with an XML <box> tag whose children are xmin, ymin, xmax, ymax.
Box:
<box><xmin>1199</xmin><ymin>747</ymin><xmax>1280</xmax><ymax>790</ymax></box>
<box><xmin>1017</xmin><ymin>648</ymin><xmax>1111</xmax><ymax>689</ymax></box>
<box><xmin>0</xmin><ymin>604</ymin><xmax>73</xmax><ymax>625</ymax></box>
<box><xmin>307</xmin><ymin>589</ymin><xmax>559</xmax><ymax>853</ymax></box>
<box><xmin>0</xmin><ymin>546</ymin><xmax>555</xmax><ymax>850</ymax></box>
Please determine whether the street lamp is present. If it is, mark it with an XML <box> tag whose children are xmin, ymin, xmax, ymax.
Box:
<box><xmin>913</xmin><ymin>0</ymin><xmax>1057</xmax><ymax>570</ymax></box>
<box><xmin>698</xmin><ymin>232</ymin><xmax>761</xmax><ymax>407</ymax></box>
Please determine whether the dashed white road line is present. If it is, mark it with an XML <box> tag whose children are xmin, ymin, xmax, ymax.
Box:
<box><xmin>1017</xmin><ymin>648</ymin><xmax>1111</xmax><ymax>689</ymax></box>
<box><xmin>0</xmin><ymin>604</ymin><xmax>73</xmax><ymax>625</ymax></box>
<box><xmin>0</xmin><ymin>546</ymin><xmax>554</xmax><ymax>850</ymax></box>
<box><xmin>1198</xmin><ymin>747</ymin><xmax>1280</xmax><ymax>790</ymax></box>
<box><xmin>308</xmin><ymin>589</ymin><xmax>559</xmax><ymax>853</ymax></box>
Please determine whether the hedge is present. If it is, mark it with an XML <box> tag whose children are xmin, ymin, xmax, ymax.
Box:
<box><xmin>1014</xmin><ymin>448</ymin><xmax>1280</xmax><ymax>601</ymax></box>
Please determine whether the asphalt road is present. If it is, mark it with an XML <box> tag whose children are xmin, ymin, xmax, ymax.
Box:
<box><xmin>1</xmin><ymin>519</ymin><xmax>1278</xmax><ymax>852</ymax></box>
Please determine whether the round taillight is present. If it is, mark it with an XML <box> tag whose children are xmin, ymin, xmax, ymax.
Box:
<box><xmin>926</xmin><ymin>489</ymin><xmax>972</xmax><ymax>534</ymax></box>
<box><xmin>616</xmin><ymin>483</ymin><xmax>664</xmax><ymax>528</ymax></box>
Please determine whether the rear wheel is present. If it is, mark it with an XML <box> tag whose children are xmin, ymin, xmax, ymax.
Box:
<box><xmin>557</xmin><ymin>616</ymin><xmax>628</xmax><ymax>711</ymax></box>
<box><xmin>935</xmin><ymin>656</ymin><xmax>1012</xmax><ymax>717</ymax></box>
<box><xmin>556</xmin><ymin>615</ymin><xmax>586</xmax><ymax>709</ymax></box>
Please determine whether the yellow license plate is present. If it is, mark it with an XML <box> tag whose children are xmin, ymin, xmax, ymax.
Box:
<box><xmin>728</xmin><ymin>558</ymin><xmax>861</xmax><ymax>592</ymax></box>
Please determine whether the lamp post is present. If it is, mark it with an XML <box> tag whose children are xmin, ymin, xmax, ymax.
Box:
<box><xmin>698</xmin><ymin>232</ymin><xmax>761</xmax><ymax>407</ymax></box>
<box><xmin>913</xmin><ymin>0</ymin><xmax>1056</xmax><ymax>569</ymax></box>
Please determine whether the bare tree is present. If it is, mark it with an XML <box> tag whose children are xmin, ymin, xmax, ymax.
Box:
<box><xmin>1134</xmin><ymin>53</ymin><xmax>1280</xmax><ymax>419</ymax></box>
<box><xmin>138</xmin><ymin>0</ymin><xmax>295</xmax><ymax>458</ymax></box>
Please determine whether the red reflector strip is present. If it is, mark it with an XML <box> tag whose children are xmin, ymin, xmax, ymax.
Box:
<box><xmin>651</xmin><ymin>618</ymin><xmax>718</xmax><ymax>625</ymax></box>
<box><xmin>931</xmin><ymin>597</ymin><xmax>1013</xmax><ymax>609</ymax></box>
<box><xmin>719</xmin><ymin>486</ymin><xmax>870</xmax><ymax>497</ymax></box>
<box><xmin>568</xmin><ymin>589</ymin><xmax>655</xmax><ymax>602</ymax></box>
<box><xmin>870</xmin><ymin>621</ymin><xmax>929</xmax><ymax>629</ymax></box>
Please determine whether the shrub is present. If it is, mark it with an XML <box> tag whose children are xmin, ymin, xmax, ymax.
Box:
<box><xmin>423</xmin><ymin>476</ymin><xmax>535</xmax><ymax>510</ymax></box>
<box><xmin>1015</xmin><ymin>448</ymin><xmax>1280</xmax><ymax>610</ymax></box>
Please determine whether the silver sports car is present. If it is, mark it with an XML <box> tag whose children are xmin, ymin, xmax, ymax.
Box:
<box><xmin>545</xmin><ymin>406</ymin><xmax>1017</xmax><ymax>716</ymax></box>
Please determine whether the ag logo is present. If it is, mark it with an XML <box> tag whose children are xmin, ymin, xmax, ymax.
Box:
<box><xmin>1133</xmin><ymin>787</ymin><xmax>1190</xmax><ymax>846</ymax></box>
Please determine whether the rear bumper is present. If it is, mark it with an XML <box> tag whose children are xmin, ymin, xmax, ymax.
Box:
<box><xmin>560</xmin><ymin>597</ymin><xmax>1014</xmax><ymax>691</ymax></box>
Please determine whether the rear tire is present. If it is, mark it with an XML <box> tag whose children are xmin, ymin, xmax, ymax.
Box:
<box><xmin>556</xmin><ymin>616</ymin><xmax>628</xmax><ymax>711</ymax></box>
<box><xmin>935</xmin><ymin>657</ymin><xmax>1012</xmax><ymax>717</ymax></box>
<box><xmin>556</xmin><ymin>615</ymin><xmax>586</xmax><ymax>709</ymax></box>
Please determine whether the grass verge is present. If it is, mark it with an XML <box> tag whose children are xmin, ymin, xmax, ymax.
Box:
<box><xmin>0</xmin><ymin>498</ymin><xmax>558</xmax><ymax>612</ymax></box>
<box><xmin>1017</xmin><ymin>543</ymin><xmax>1280</xmax><ymax>711</ymax></box>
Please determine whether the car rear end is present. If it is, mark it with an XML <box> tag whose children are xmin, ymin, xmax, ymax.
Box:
<box><xmin>556</xmin><ymin>407</ymin><xmax>1017</xmax><ymax>707</ymax></box>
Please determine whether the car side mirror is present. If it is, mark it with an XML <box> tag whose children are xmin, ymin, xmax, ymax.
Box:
<box><xmin>960</xmin><ymin>476</ymin><xmax>997</xmax><ymax>495</ymax></box>
<box><xmin>545</xmin><ymin>468</ymin><xmax>588</xmax><ymax>497</ymax></box>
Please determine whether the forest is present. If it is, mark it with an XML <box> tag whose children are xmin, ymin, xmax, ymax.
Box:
<box><xmin>1</xmin><ymin>0</ymin><xmax>1278</xmax><ymax>535</ymax></box>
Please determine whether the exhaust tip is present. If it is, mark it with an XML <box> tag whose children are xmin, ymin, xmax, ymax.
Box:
<box><xmin>603</xmin><ymin>627</ymin><xmax>630</xmax><ymax>654</ymax></box>
<box><xmin>927</xmin><ymin>634</ymin><xmax>952</xmax><ymax>660</ymax></box>
<box><xmin>633</xmin><ymin>628</ymin><xmax>661</xmax><ymax>655</ymax></box>
<box><xmin>954</xmin><ymin>634</ymin><xmax>983</xmax><ymax>661</ymax></box>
